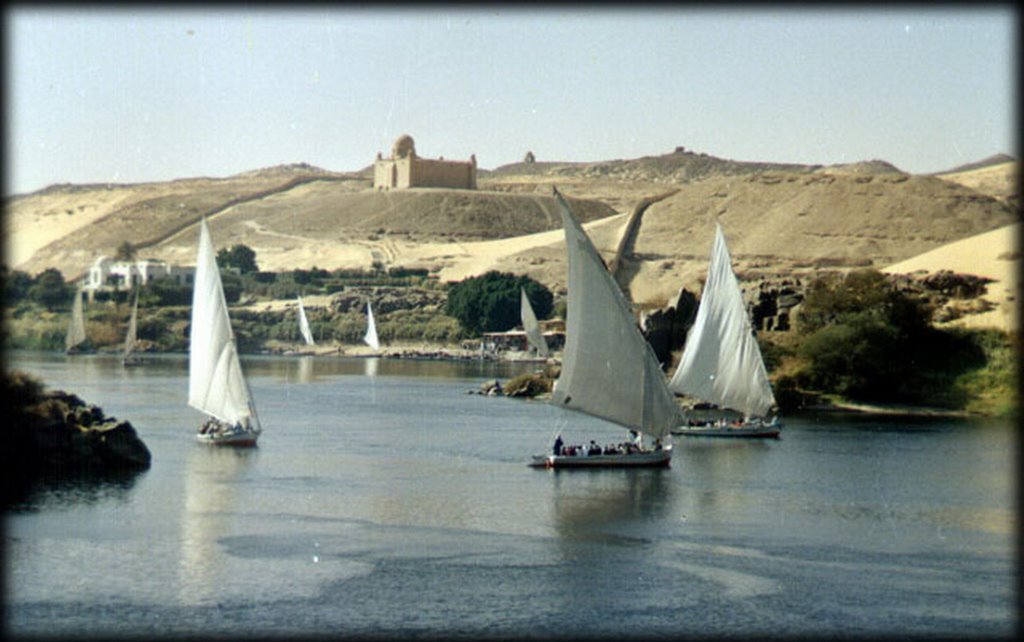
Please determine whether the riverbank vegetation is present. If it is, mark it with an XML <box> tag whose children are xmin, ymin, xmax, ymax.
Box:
<box><xmin>3</xmin><ymin>263</ymin><xmax>1015</xmax><ymax>417</ymax></box>
<box><xmin>764</xmin><ymin>269</ymin><xmax>1017</xmax><ymax>417</ymax></box>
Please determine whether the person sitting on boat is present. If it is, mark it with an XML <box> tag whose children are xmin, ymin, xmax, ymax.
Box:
<box><xmin>630</xmin><ymin>430</ymin><xmax>643</xmax><ymax>450</ymax></box>
<box><xmin>654</xmin><ymin>438</ymin><xmax>662</xmax><ymax>451</ymax></box>
<box><xmin>588</xmin><ymin>440</ymin><xmax>600</xmax><ymax>455</ymax></box>
<box><xmin>553</xmin><ymin>434</ymin><xmax>564</xmax><ymax>456</ymax></box>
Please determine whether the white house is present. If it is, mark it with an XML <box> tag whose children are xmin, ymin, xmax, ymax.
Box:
<box><xmin>84</xmin><ymin>256</ymin><xmax>195</xmax><ymax>293</ymax></box>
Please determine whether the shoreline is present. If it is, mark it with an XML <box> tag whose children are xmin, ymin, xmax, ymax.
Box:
<box><xmin>798</xmin><ymin>401</ymin><xmax>975</xmax><ymax>419</ymax></box>
<box><xmin>25</xmin><ymin>346</ymin><xmax>996</xmax><ymax>418</ymax></box>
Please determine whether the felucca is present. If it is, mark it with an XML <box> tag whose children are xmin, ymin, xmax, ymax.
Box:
<box><xmin>530</xmin><ymin>189</ymin><xmax>676</xmax><ymax>468</ymax></box>
<box><xmin>65</xmin><ymin>285</ymin><xmax>94</xmax><ymax>354</ymax></box>
<box><xmin>363</xmin><ymin>301</ymin><xmax>380</xmax><ymax>352</ymax></box>
<box><xmin>188</xmin><ymin>218</ymin><xmax>262</xmax><ymax>446</ymax></box>
<box><xmin>520</xmin><ymin>287</ymin><xmax>549</xmax><ymax>359</ymax></box>
<box><xmin>668</xmin><ymin>223</ymin><xmax>780</xmax><ymax>438</ymax></box>
<box><xmin>296</xmin><ymin>296</ymin><xmax>315</xmax><ymax>347</ymax></box>
<box><xmin>122</xmin><ymin>287</ymin><xmax>144</xmax><ymax>366</ymax></box>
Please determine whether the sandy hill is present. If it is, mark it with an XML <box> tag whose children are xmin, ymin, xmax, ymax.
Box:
<box><xmin>937</xmin><ymin>153</ymin><xmax>1016</xmax><ymax>175</ymax></box>
<box><xmin>883</xmin><ymin>222</ymin><xmax>1018</xmax><ymax>333</ymax></box>
<box><xmin>931</xmin><ymin>160</ymin><xmax>1018</xmax><ymax>207</ymax></box>
<box><xmin>621</xmin><ymin>170</ymin><xmax>1017</xmax><ymax>306</ymax></box>
<box><xmin>486</xmin><ymin>147</ymin><xmax>819</xmax><ymax>183</ymax></box>
<box><xmin>5</xmin><ymin>152</ymin><xmax>1018</xmax><ymax>332</ymax></box>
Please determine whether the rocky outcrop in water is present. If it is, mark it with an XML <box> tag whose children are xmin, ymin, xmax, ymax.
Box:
<box><xmin>2</xmin><ymin>370</ymin><xmax>151</xmax><ymax>508</ymax></box>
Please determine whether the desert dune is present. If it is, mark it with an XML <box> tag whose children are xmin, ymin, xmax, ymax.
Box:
<box><xmin>883</xmin><ymin>222</ymin><xmax>1018</xmax><ymax>332</ymax></box>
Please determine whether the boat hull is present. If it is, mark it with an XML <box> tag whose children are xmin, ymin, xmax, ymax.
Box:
<box><xmin>529</xmin><ymin>446</ymin><xmax>672</xmax><ymax>469</ymax></box>
<box><xmin>671</xmin><ymin>425</ymin><xmax>780</xmax><ymax>438</ymax></box>
<box><xmin>195</xmin><ymin>429</ymin><xmax>260</xmax><ymax>447</ymax></box>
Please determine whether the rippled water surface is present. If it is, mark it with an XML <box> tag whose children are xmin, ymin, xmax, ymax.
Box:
<box><xmin>5</xmin><ymin>351</ymin><xmax>1017</xmax><ymax>637</ymax></box>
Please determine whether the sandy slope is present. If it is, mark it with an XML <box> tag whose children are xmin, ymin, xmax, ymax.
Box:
<box><xmin>3</xmin><ymin>188</ymin><xmax>140</xmax><ymax>266</ymax></box>
<box><xmin>883</xmin><ymin>222</ymin><xmax>1018</xmax><ymax>332</ymax></box>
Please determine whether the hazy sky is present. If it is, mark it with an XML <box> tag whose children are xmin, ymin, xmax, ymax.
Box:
<box><xmin>6</xmin><ymin>6</ymin><xmax>1017</xmax><ymax>196</ymax></box>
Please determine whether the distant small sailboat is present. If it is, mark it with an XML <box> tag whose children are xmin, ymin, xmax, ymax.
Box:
<box><xmin>530</xmin><ymin>189</ymin><xmax>676</xmax><ymax>468</ymax></box>
<box><xmin>65</xmin><ymin>285</ymin><xmax>93</xmax><ymax>354</ymax></box>
<box><xmin>189</xmin><ymin>218</ymin><xmax>262</xmax><ymax>447</ymax></box>
<box><xmin>122</xmin><ymin>287</ymin><xmax>144</xmax><ymax>366</ymax></box>
<box><xmin>520</xmin><ymin>287</ymin><xmax>549</xmax><ymax>358</ymax></box>
<box><xmin>363</xmin><ymin>301</ymin><xmax>380</xmax><ymax>352</ymax></box>
<box><xmin>668</xmin><ymin>223</ymin><xmax>780</xmax><ymax>438</ymax></box>
<box><xmin>296</xmin><ymin>296</ymin><xmax>315</xmax><ymax>347</ymax></box>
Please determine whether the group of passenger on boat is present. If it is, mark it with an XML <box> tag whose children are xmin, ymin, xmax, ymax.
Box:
<box><xmin>552</xmin><ymin>431</ymin><xmax>663</xmax><ymax>457</ymax></box>
<box><xmin>685</xmin><ymin>417</ymin><xmax>746</xmax><ymax>428</ymax></box>
<box><xmin>198</xmin><ymin>417</ymin><xmax>254</xmax><ymax>437</ymax></box>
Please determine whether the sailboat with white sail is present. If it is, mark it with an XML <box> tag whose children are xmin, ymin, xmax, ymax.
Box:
<box><xmin>189</xmin><ymin>218</ymin><xmax>262</xmax><ymax>446</ymax></box>
<box><xmin>668</xmin><ymin>223</ymin><xmax>780</xmax><ymax>438</ymax></box>
<box><xmin>296</xmin><ymin>296</ymin><xmax>315</xmax><ymax>347</ymax></box>
<box><xmin>530</xmin><ymin>189</ymin><xmax>676</xmax><ymax>468</ymax></box>
<box><xmin>65</xmin><ymin>285</ymin><xmax>93</xmax><ymax>354</ymax></box>
<box><xmin>520</xmin><ymin>287</ymin><xmax>549</xmax><ymax>359</ymax></box>
<box><xmin>122</xmin><ymin>287</ymin><xmax>144</xmax><ymax>366</ymax></box>
<box><xmin>363</xmin><ymin>300</ymin><xmax>380</xmax><ymax>352</ymax></box>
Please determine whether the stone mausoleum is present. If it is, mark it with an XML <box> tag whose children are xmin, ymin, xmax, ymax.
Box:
<box><xmin>373</xmin><ymin>135</ymin><xmax>477</xmax><ymax>191</ymax></box>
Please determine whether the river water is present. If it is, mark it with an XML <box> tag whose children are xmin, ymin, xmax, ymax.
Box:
<box><xmin>4</xmin><ymin>351</ymin><xmax>1017</xmax><ymax>637</ymax></box>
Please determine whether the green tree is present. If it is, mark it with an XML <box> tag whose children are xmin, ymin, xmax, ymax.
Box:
<box><xmin>794</xmin><ymin>268</ymin><xmax>986</xmax><ymax>405</ymax></box>
<box><xmin>114</xmin><ymin>240</ymin><xmax>137</xmax><ymax>262</ymax></box>
<box><xmin>445</xmin><ymin>271</ymin><xmax>554</xmax><ymax>336</ymax></box>
<box><xmin>141</xmin><ymin>276</ymin><xmax>192</xmax><ymax>307</ymax></box>
<box><xmin>219</xmin><ymin>270</ymin><xmax>243</xmax><ymax>304</ymax></box>
<box><xmin>216</xmin><ymin>244</ymin><xmax>259</xmax><ymax>274</ymax></box>
<box><xmin>27</xmin><ymin>268</ymin><xmax>72</xmax><ymax>311</ymax></box>
<box><xmin>797</xmin><ymin>269</ymin><xmax>896</xmax><ymax>332</ymax></box>
<box><xmin>2</xmin><ymin>267</ymin><xmax>33</xmax><ymax>305</ymax></box>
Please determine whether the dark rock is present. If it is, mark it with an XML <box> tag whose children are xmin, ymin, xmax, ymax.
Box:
<box><xmin>3</xmin><ymin>370</ymin><xmax>151</xmax><ymax>508</ymax></box>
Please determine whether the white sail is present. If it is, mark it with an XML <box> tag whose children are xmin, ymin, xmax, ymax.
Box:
<box><xmin>550</xmin><ymin>189</ymin><xmax>679</xmax><ymax>440</ymax></box>
<box><xmin>65</xmin><ymin>286</ymin><xmax>87</xmax><ymax>351</ymax></box>
<box><xmin>123</xmin><ymin>288</ymin><xmax>139</xmax><ymax>359</ymax></box>
<box><xmin>188</xmin><ymin>219</ymin><xmax>256</xmax><ymax>427</ymax></box>
<box><xmin>520</xmin><ymin>287</ymin><xmax>549</xmax><ymax>358</ymax></box>
<box><xmin>363</xmin><ymin>301</ymin><xmax>380</xmax><ymax>351</ymax></box>
<box><xmin>668</xmin><ymin>223</ymin><xmax>776</xmax><ymax>418</ymax></box>
<box><xmin>297</xmin><ymin>297</ymin><xmax>315</xmax><ymax>346</ymax></box>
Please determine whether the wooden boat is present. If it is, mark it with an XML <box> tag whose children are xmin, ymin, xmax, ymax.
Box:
<box><xmin>188</xmin><ymin>218</ymin><xmax>262</xmax><ymax>446</ymax></box>
<box><xmin>529</xmin><ymin>189</ymin><xmax>677</xmax><ymax>469</ymax></box>
<box><xmin>668</xmin><ymin>224</ymin><xmax>781</xmax><ymax>438</ymax></box>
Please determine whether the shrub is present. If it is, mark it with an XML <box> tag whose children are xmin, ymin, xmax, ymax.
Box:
<box><xmin>445</xmin><ymin>271</ymin><xmax>554</xmax><ymax>336</ymax></box>
<box><xmin>216</xmin><ymin>244</ymin><xmax>259</xmax><ymax>274</ymax></box>
<box><xmin>28</xmin><ymin>268</ymin><xmax>72</xmax><ymax>311</ymax></box>
<box><xmin>142</xmin><ymin>277</ymin><xmax>192</xmax><ymax>307</ymax></box>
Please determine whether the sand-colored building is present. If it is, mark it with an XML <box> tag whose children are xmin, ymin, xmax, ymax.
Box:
<box><xmin>373</xmin><ymin>135</ymin><xmax>477</xmax><ymax>191</ymax></box>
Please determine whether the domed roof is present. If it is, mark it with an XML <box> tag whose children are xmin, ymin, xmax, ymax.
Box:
<box><xmin>392</xmin><ymin>134</ymin><xmax>416</xmax><ymax>159</ymax></box>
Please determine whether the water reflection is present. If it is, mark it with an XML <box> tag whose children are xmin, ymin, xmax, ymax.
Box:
<box><xmin>297</xmin><ymin>355</ymin><xmax>314</xmax><ymax>383</ymax></box>
<box><xmin>550</xmin><ymin>469</ymin><xmax>674</xmax><ymax>541</ymax></box>
<box><xmin>364</xmin><ymin>356</ymin><xmax>379</xmax><ymax>378</ymax></box>
<box><xmin>672</xmin><ymin>440</ymin><xmax>775</xmax><ymax>520</ymax></box>
<box><xmin>178</xmin><ymin>445</ymin><xmax>258</xmax><ymax>605</ymax></box>
<box><xmin>6</xmin><ymin>469</ymin><xmax>144</xmax><ymax>513</ymax></box>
